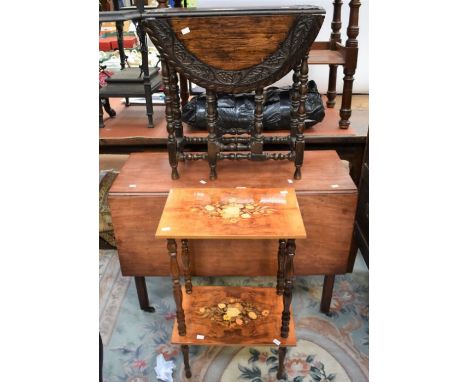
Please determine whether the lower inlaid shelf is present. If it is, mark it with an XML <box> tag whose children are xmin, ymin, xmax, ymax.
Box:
<box><xmin>171</xmin><ymin>286</ymin><xmax>296</xmax><ymax>346</ymax></box>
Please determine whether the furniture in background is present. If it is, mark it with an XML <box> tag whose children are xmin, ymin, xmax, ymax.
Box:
<box><xmin>108</xmin><ymin>150</ymin><xmax>357</xmax><ymax>315</ymax></box>
<box><xmin>309</xmin><ymin>0</ymin><xmax>361</xmax><ymax>129</ymax></box>
<box><xmin>155</xmin><ymin>187</ymin><xmax>306</xmax><ymax>378</ymax></box>
<box><xmin>348</xmin><ymin>131</ymin><xmax>369</xmax><ymax>270</ymax></box>
<box><xmin>142</xmin><ymin>5</ymin><xmax>325</xmax><ymax>180</ymax></box>
<box><xmin>99</xmin><ymin>1</ymin><xmax>163</xmax><ymax>128</ymax></box>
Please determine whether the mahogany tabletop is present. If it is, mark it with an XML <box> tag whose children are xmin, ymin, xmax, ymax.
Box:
<box><xmin>155</xmin><ymin>188</ymin><xmax>306</xmax><ymax>240</ymax></box>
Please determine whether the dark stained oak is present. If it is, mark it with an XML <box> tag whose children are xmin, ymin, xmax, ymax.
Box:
<box><xmin>171</xmin><ymin>286</ymin><xmax>296</xmax><ymax>346</ymax></box>
<box><xmin>170</xmin><ymin>16</ymin><xmax>295</xmax><ymax>71</ymax></box>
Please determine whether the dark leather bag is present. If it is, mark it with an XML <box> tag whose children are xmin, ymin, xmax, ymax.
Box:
<box><xmin>181</xmin><ymin>80</ymin><xmax>325</xmax><ymax>131</ymax></box>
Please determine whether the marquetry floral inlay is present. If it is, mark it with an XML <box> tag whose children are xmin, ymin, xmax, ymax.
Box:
<box><xmin>197</xmin><ymin>297</ymin><xmax>269</xmax><ymax>328</ymax></box>
<box><xmin>190</xmin><ymin>197</ymin><xmax>276</xmax><ymax>223</ymax></box>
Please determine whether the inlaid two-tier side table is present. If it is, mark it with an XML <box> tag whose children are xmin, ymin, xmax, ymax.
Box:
<box><xmin>155</xmin><ymin>187</ymin><xmax>306</xmax><ymax>380</ymax></box>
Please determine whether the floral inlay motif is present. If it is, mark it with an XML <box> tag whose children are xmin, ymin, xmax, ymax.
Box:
<box><xmin>190</xmin><ymin>197</ymin><xmax>276</xmax><ymax>223</ymax></box>
<box><xmin>197</xmin><ymin>297</ymin><xmax>269</xmax><ymax>328</ymax></box>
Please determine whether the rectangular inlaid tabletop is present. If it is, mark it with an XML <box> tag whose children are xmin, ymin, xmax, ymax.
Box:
<box><xmin>155</xmin><ymin>188</ymin><xmax>306</xmax><ymax>239</ymax></box>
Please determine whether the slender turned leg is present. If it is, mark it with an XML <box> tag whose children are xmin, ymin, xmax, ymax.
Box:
<box><xmin>170</xmin><ymin>67</ymin><xmax>183</xmax><ymax>139</ymax></box>
<box><xmin>167</xmin><ymin>239</ymin><xmax>186</xmax><ymax>335</ymax></box>
<box><xmin>161</xmin><ymin>58</ymin><xmax>179</xmax><ymax>179</ymax></box>
<box><xmin>134</xmin><ymin>277</ymin><xmax>155</xmax><ymax>312</ymax></box>
<box><xmin>289</xmin><ymin>64</ymin><xmax>300</xmax><ymax>140</ymax></box>
<box><xmin>99</xmin><ymin>98</ymin><xmax>104</xmax><ymax>128</ymax></box>
<box><xmin>326</xmin><ymin>65</ymin><xmax>338</xmax><ymax>108</ymax></box>
<box><xmin>181</xmin><ymin>345</ymin><xmax>192</xmax><ymax>378</ymax></box>
<box><xmin>116</xmin><ymin>20</ymin><xmax>126</xmax><ymax>70</ymax></box>
<box><xmin>181</xmin><ymin>239</ymin><xmax>192</xmax><ymax>294</ymax></box>
<box><xmin>320</xmin><ymin>275</ymin><xmax>336</xmax><ymax>315</ymax></box>
<box><xmin>277</xmin><ymin>347</ymin><xmax>287</xmax><ymax>380</ymax></box>
<box><xmin>339</xmin><ymin>0</ymin><xmax>361</xmax><ymax>129</ymax></box>
<box><xmin>179</xmin><ymin>73</ymin><xmax>189</xmax><ymax>107</ymax></box>
<box><xmin>251</xmin><ymin>88</ymin><xmax>264</xmax><ymax>155</ymax></box>
<box><xmin>206</xmin><ymin>89</ymin><xmax>218</xmax><ymax>180</ymax></box>
<box><xmin>327</xmin><ymin>0</ymin><xmax>343</xmax><ymax>108</ymax></box>
<box><xmin>294</xmin><ymin>55</ymin><xmax>308</xmax><ymax>180</ymax></box>
<box><xmin>281</xmin><ymin>239</ymin><xmax>296</xmax><ymax>338</ymax></box>
<box><xmin>136</xmin><ymin>21</ymin><xmax>154</xmax><ymax>128</ymax></box>
<box><xmin>276</xmin><ymin>239</ymin><xmax>286</xmax><ymax>295</ymax></box>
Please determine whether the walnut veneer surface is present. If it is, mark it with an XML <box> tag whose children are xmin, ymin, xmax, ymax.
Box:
<box><xmin>171</xmin><ymin>286</ymin><xmax>296</xmax><ymax>346</ymax></box>
<box><xmin>156</xmin><ymin>188</ymin><xmax>306</xmax><ymax>239</ymax></box>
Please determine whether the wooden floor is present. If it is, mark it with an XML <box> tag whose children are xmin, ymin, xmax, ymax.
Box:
<box><xmin>99</xmin><ymin>95</ymin><xmax>369</xmax><ymax>147</ymax></box>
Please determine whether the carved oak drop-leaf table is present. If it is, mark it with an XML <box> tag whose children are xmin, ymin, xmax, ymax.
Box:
<box><xmin>140</xmin><ymin>5</ymin><xmax>326</xmax><ymax>180</ymax></box>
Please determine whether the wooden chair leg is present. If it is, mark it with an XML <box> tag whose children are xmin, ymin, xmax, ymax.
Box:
<box><xmin>320</xmin><ymin>275</ymin><xmax>335</xmax><ymax>314</ymax></box>
<box><xmin>134</xmin><ymin>277</ymin><xmax>155</xmax><ymax>312</ymax></box>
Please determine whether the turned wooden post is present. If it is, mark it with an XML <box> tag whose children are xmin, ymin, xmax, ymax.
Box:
<box><xmin>169</xmin><ymin>66</ymin><xmax>183</xmax><ymax>138</ymax></box>
<box><xmin>294</xmin><ymin>56</ymin><xmax>308</xmax><ymax>180</ymax></box>
<box><xmin>276</xmin><ymin>239</ymin><xmax>286</xmax><ymax>295</ymax></box>
<box><xmin>251</xmin><ymin>88</ymin><xmax>264</xmax><ymax>155</ymax></box>
<box><xmin>206</xmin><ymin>89</ymin><xmax>218</xmax><ymax>180</ymax></box>
<box><xmin>167</xmin><ymin>239</ymin><xmax>186</xmax><ymax>336</ymax></box>
<box><xmin>136</xmin><ymin>20</ymin><xmax>154</xmax><ymax>128</ymax></box>
<box><xmin>161</xmin><ymin>58</ymin><xmax>179</xmax><ymax>179</ymax></box>
<box><xmin>277</xmin><ymin>347</ymin><xmax>287</xmax><ymax>380</ymax></box>
<box><xmin>290</xmin><ymin>64</ymin><xmax>301</xmax><ymax>138</ymax></box>
<box><xmin>326</xmin><ymin>0</ymin><xmax>343</xmax><ymax>108</ymax></box>
<box><xmin>181</xmin><ymin>344</ymin><xmax>192</xmax><ymax>378</ymax></box>
<box><xmin>339</xmin><ymin>0</ymin><xmax>361</xmax><ymax>129</ymax></box>
<box><xmin>281</xmin><ymin>239</ymin><xmax>296</xmax><ymax>338</ymax></box>
<box><xmin>181</xmin><ymin>239</ymin><xmax>192</xmax><ymax>294</ymax></box>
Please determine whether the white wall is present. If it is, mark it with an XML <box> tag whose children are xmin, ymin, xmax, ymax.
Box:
<box><xmin>198</xmin><ymin>0</ymin><xmax>369</xmax><ymax>94</ymax></box>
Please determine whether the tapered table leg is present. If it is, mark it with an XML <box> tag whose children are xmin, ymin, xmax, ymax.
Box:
<box><xmin>276</xmin><ymin>239</ymin><xmax>286</xmax><ymax>295</ymax></box>
<box><xmin>181</xmin><ymin>239</ymin><xmax>192</xmax><ymax>294</ymax></box>
<box><xmin>167</xmin><ymin>239</ymin><xmax>186</xmax><ymax>336</ymax></box>
<box><xmin>277</xmin><ymin>346</ymin><xmax>287</xmax><ymax>380</ymax></box>
<box><xmin>181</xmin><ymin>344</ymin><xmax>192</xmax><ymax>378</ymax></box>
<box><xmin>134</xmin><ymin>277</ymin><xmax>155</xmax><ymax>313</ymax></box>
<box><xmin>281</xmin><ymin>239</ymin><xmax>296</xmax><ymax>338</ymax></box>
<box><xmin>320</xmin><ymin>274</ymin><xmax>335</xmax><ymax>314</ymax></box>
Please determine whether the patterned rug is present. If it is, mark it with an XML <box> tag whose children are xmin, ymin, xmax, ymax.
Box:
<box><xmin>100</xmin><ymin>251</ymin><xmax>368</xmax><ymax>382</ymax></box>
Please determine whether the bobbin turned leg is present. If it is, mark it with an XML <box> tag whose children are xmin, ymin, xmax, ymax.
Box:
<box><xmin>327</xmin><ymin>0</ymin><xmax>343</xmax><ymax>108</ymax></box>
<box><xmin>281</xmin><ymin>239</ymin><xmax>296</xmax><ymax>338</ymax></box>
<box><xmin>181</xmin><ymin>239</ymin><xmax>192</xmax><ymax>294</ymax></box>
<box><xmin>276</xmin><ymin>239</ymin><xmax>286</xmax><ymax>295</ymax></box>
<box><xmin>167</xmin><ymin>239</ymin><xmax>186</xmax><ymax>335</ymax></box>
<box><xmin>170</xmin><ymin>67</ymin><xmax>183</xmax><ymax>139</ymax></box>
<box><xmin>339</xmin><ymin>0</ymin><xmax>361</xmax><ymax>129</ymax></box>
<box><xmin>161</xmin><ymin>58</ymin><xmax>179</xmax><ymax>179</ymax></box>
<box><xmin>294</xmin><ymin>55</ymin><xmax>308</xmax><ymax>180</ymax></box>
<box><xmin>277</xmin><ymin>347</ymin><xmax>287</xmax><ymax>380</ymax></box>
<box><xmin>206</xmin><ymin>89</ymin><xmax>218</xmax><ymax>180</ymax></box>
<box><xmin>181</xmin><ymin>344</ymin><xmax>192</xmax><ymax>378</ymax></box>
